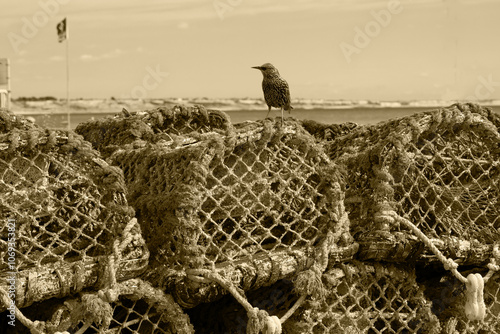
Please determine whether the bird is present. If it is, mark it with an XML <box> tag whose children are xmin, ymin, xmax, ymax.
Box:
<box><xmin>252</xmin><ymin>63</ymin><xmax>293</xmax><ymax>125</ymax></box>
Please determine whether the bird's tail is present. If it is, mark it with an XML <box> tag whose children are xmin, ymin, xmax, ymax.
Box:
<box><xmin>287</xmin><ymin>106</ymin><xmax>293</xmax><ymax>114</ymax></box>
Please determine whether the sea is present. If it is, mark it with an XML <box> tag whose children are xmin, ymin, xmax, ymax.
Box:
<box><xmin>13</xmin><ymin>99</ymin><xmax>500</xmax><ymax>130</ymax></box>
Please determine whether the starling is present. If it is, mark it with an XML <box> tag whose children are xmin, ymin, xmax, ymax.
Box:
<box><xmin>252</xmin><ymin>63</ymin><xmax>293</xmax><ymax>125</ymax></box>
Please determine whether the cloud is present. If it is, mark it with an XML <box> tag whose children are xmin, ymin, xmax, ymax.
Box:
<box><xmin>80</xmin><ymin>48</ymin><xmax>123</xmax><ymax>62</ymax></box>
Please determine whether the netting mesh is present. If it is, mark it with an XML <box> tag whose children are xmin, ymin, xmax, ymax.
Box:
<box><xmin>327</xmin><ymin>103</ymin><xmax>500</xmax><ymax>247</ymax></box>
<box><xmin>110</xmin><ymin>118</ymin><xmax>348</xmax><ymax>271</ymax></box>
<box><xmin>1</xmin><ymin>103</ymin><xmax>499</xmax><ymax>333</ymax></box>
<box><xmin>0</xmin><ymin>110</ymin><xmax>137</xmax><ymax>282</ymax></box>
<box><xmin>74</xmin><ymin>105</ymin><xmax>232</xmax><ymax>159</ymax></box>
<box><xmin>420</xmin><ymin>268</ymin><xmax>500</xmax><ymax>333</ymax></box>
<box><xmin>288</xmin><ymin>263</ymin><xmax>440</xmax><ymax>333</ymax></box>
<box><xmin>0</xmin><ymin>110</ymin><xmax>183</xmax><ymax>333</ymax></box>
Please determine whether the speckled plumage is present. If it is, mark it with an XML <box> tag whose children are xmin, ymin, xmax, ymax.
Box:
<box><xmin>252</xmin><ymin>63</ymin><xmax>293</xmax><ymax>124</ymax></box>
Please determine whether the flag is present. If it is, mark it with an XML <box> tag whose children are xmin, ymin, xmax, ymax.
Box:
<box><xmin>57</xmin><ymin>18</ymin><xmax>67</xmax><ymax>43</ymax></box>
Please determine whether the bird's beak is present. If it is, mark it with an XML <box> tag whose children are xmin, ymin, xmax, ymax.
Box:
<box><xmin>251</xmin><ymin>66</ymin><xmax>262</xmax><ymax>70</ymax></box>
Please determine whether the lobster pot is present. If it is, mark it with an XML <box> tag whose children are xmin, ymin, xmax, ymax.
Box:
<box><xmin>327</xmin><ymin>103</ymin><xmax>500</xmax><ymax>247</ymax></box>
<box><xmin>287</xmin><ymin>263</ymin><xmax>438</xmax><ymax>333</ymax></box>
<box><xmin>0</xmin><ymin>110</ymin><xmax>147</xmax><ymax>312</ymax></box>
<box><xmin>82</xmin><ymin>280</ymin><xmax>194</xmax><ymax>334</ymax></box>
<box><xmin>111</xmin><ymin>118</ymin><xmax>350</xmax><ymax>276</ymax></box>
<box><xmin>186</xmin><ymin>278</ymin><xmax>299</xmax><ymax>333</ymax></box>
<box><xmin>288</xmin><ymin>264</ymin><xmax>500</xmax><ymax>334</ymax></box>
<box><xmin>185</xmin><ymin>264</ymin><xmax>500</xmax><ymax>334</ymax></box>
<box><xmin>8</xmin><ymin>279</ymin><xmax>193</xmax><ymax>334</ymax></box>
<box><xmin>75</xmin><ymin>105</ymin><xmax>233</xmax><ymax>159</ymax></box>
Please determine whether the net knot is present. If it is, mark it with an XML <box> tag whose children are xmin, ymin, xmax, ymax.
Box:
<box><xmin>464</xmin><ymin>273</ymin><xmax>486</xmax><ymax>321</ymax></box>
<box><xmin>374</xmin><ymin>210</ymin><xmax>398</xmax><ymax>226</ymax></box>
<box><xmin>493</xmin><ymin>243</ymin><xmax>500</xmax><ymax>261</ymax></box>
<box><xmin>293</xmin><ymin>268</ymin><xmax>325</xmax><ymax>300</ymax></box>
<box><xmin>247</xmin><ymin>308</ymin><xmax>281</xmax><ymax>334</ymax></box>
<box><xmin>80</xmin><ymin>293</ymin><xmax>113</xmax><ymax>329</ymax></box>
<box><xmin>97</xmin><ymin>288</ymin><xmax>119</xmax><ymax>304</ymax></box>
<box><xmin>246</xmin><ymin>307</ymin><xmax>262</xmax><ymax>334</ymax></box>
<box><xmin>443</xmin><ymin>258</ymin><xmax>458</xmax><ymax>271</ymax></box>
<box><xmin>32</xmin><ymin>321</ymin><xmax>47</xmax><ymax>334</ymax></box>
<box><xmin>487</xmin><ymin>262</ymin><xmax>500</xmax><ymax>273</ymax></box>
<box><xmin>263</xmin><ymin>315</ymin><xmax>282</xmax><ymax>334</ymax></box>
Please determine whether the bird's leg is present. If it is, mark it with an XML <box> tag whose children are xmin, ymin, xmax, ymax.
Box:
<box><xmin>266</xmin><ymin>106</ymin><xmax>271</xmax><ymax>118</ymax></box>
<box><xmin>281</xmin><ymin>107</ymin><xmax>284</xmax><ymax>126</ymax></box>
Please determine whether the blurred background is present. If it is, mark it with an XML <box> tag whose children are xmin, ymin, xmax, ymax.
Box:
<box><xmin>1</xmin><ymin>0</ymin><xmax>500</xmax><ymax>128</ymax></box>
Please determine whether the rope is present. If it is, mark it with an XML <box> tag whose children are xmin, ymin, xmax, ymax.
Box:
<box><xmin>485</xmin><ymin>243</ymin><xmax>500</xmax><ymax>282</ymax></box>
<box><xmin>185</xmin><ymin>212</ymin><xmax>345</xmax><ymax>333</ymax></box>
<box><xmin>379</xmin><ymin>210</ymin><xmax>499</xmax><ymax>321</ymax></box>
<box><xmin>187</xmin><ymin>268</ymin><xmax>286</xmax><ymax>334</ymax></box>
<box><xmin>0</xmin><ymin>286</ymin><xmax>45</xmax><ymax>334</ymax></box>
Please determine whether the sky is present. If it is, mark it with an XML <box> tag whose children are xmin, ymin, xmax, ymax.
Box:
<box><xmin>1</xmin><ymin>0</ymin><xmax>500</xmax><ymax>101</ymax></box>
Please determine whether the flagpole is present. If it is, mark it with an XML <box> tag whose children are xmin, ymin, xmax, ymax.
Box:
<box><xmin>6</xmin><ymin>58</ymin><xmax>11</xmax><ymax>110</ymax></box>
<box><xmin>65</xmin><ymin>19</ymin><xmax>70</xmax><ymax>130</ymax></box>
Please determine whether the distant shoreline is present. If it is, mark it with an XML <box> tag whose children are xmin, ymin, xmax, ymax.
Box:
<box><xmin>9</xmin><ymin>98</ymin><xmax>500</xmax><ymax>116</ymax></box>
<box><xmin>15</xmin><ymin>104</ymin><xmax>500</xmax><ymax>130</ymax></box>
<box><xmin>10</xmin><ymin>106</ymin><xmax>455</xmax><ymax>116</ymax></box>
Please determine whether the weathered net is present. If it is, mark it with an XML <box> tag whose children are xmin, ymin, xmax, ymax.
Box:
<box><xmin>113</xmin><ymin>120</ymin><xmax>348</xmax><ymax>265</ymax></box>
<box><xmin>0</xmin><ymin>111</ymin><xmax>133</xmax><ymax>272</ymax></box>
<box><xmin>327</xmin><ymin>103</ymin><xmax>500</xmax><ymax>245</ymax></box>
<box><xmin>324</xmin><ymin>103</ymin><xmax>500</xmax><ymax>333</ymax></box>
<box><xmin>75</xmin><ymin>105</ymin><xmax>354</xmax><ymax>333</ymax></box>
<box><xmin>1</xmin><ymin>102</ymin><xmax>499</xmax><ymax>333</ymax></box>
<box><xmin>82</xmin><ymin>103</ymin><xmax>500</xmax><ymax>333</ymax></box>
<box><xmin>0</xmin><ymin>110</ymin><xmax>191</xmax><ymax>333</ymax></box>
<box><xmin>74</xmin><ymin>105</ymin><xmax>232</xmax><ymax>159</ymax></box>
<box><xmin>285</xmin><ymin>263</ymin><xmax>440</xmax><ymax>333</ymax></box>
